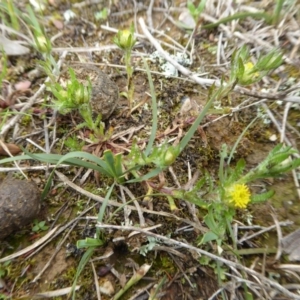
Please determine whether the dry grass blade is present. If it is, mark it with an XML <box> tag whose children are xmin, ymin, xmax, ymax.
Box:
<box><xmin>0</xmin><ymin>226</ymin><xmax>58</xmax><ymax>263</ymax></box>
<box><xmin>33</xmin><ymin>286</ymin><xmax>80</xmax><ymax>298</ymax></box>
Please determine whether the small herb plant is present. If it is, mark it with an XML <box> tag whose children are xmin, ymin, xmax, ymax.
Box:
<box><xmin>202</xmin><ymin>0</ymin><xmax>291</xmax><ymax>29</ymax></box>
<box><xmin>32</xmin><ymin>219</ymin><xmax>49</xmax><ymax>232</ymax></box>
<box><xmin>187</xmin><ymin>0</ymin><xmax>206</xmax><ymax>23</ymax></box>
<box><xmin>114</xmin><ymin>24</ymin><xmax>137</xmax><ymax>107</ymax></box>
<box><xmin>95</xmin><ymin>7</ymin><xmax>108</xmax><ymax>21</ymax></box>
<box><xmin>231</xmin><ymin>45</ymin><xmax>283</xmax><ymax>86</ymax></box>
<box><xmin>0</xmin><ymin>261</ymin><xmax>10</xmax><ymax>279</ymax></box>
<box><xmin>47</xmin><ymin>68</ymin><xmax>105</xmax><ymax>138</ymax></box>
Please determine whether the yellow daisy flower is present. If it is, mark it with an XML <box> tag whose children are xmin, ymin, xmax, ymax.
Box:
<box><xmin>228</xmin><ymin>184</ymin><xmax>251</xmax><ymax>209</ymax></box>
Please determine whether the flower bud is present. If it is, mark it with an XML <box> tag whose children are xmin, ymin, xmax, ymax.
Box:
<box><xmin>35</xmin><ymin>34</ymin><xmax>49</xmax><ymax>53</ymax></box>
<box><xmin>239</xmin><ymin>62</ymin><xmax>260</xmax><ymax>85</ymax></box>
<box><xmin>163</xmin><ymin>145</ymin><xmax>180</xmax><ymax>166</ymax></box>
<box><xmin>114</xmin><ymin>27</ymin><xmax>136</xmax><ymax>51</ymax></box>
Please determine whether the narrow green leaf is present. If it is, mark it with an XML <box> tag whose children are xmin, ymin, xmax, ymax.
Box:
<box><xmin>71</xmin><ymin>247</ymin><xmax>95</xmax><ymax>299</ymax></box>
<box><xmin>103</xmin><ymin>150</ymin><xmax>117</xmax><ymax>175</ymax></box>
<box><xmin>251</xmin><ymin>189</ymin><xmax>275</xmax><ymax>203</ymax></box>
<box><xmin>76</xmin><ymin>238</ymin><xmax>104</xmax><ymax>249</ymax></box>
<box><xmin>143</xmin><ymin>57</ymin><xmax>157</xmax><ymax>157</ymax></box>
<box><xmin>126</xmin><ymin>167</ymin><xmax>162</xmax><ymax>183</ymax></box>
<box><xmin>200</xmin><ymin>231</ymin><xmax>219</xmax><ymax>244</ymax></box>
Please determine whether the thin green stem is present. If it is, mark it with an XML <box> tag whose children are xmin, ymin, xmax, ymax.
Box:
<box><xmin>143</xmin><ymin>57</ymin><xmax>158</xmax><ymax>157</ymax></box>
<box><xmin>273</xmin><ymin>0</ymin><xmax>284</xmax><ymax>25</ymax></box>
<box><xmin>202</xmin><ymin>12</ymin><xmax>272</xmax><ymax>29</ymax></box>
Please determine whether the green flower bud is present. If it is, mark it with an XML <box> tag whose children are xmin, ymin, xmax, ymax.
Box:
<box><xmin>163</xmin><ymin>145</ymin><xmax>180</xmax><ymax>166</ymax></box>
<box><xmin>35</xmin><ymin>34</ymin><xmax>49</xmax><ymax>53</ymax></box>
<box><xmin>74</xmin><ymin>86</ymin><xmax>90</xmax><ymax>105</ymax></box>
<box><xmin>114</xmin><ymin>26</ymin><xmax>137</xmax><ymax>51</ymax></box>
<box><xmin>239</xmin><ymin>62</ymin><xmax>260</xmax><ymax>85</ymax></box>
<box><xmin>58</xmin><ymin>90</ymin><xmax>68</xmax><ymax>100</ymax></box>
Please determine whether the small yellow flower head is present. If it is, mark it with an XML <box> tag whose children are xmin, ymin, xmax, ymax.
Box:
<box><xmin>228</xmin><ymin>184</ymin><xmax>251</xmax><ymax>209</ymax></box>
<box><xmin>240</xmin><ymin>62</ymin><xmax>260</xmax><ymax>85</ymax></box>
<box><xmin>36</xmin><ymin>34</ymin><xmax>49</xmax><ymax>53</ymax></box>
<box><xmin>244</xmin><ymin>62</ymin><xmax>255</xmax><ymax>71</ymax></box>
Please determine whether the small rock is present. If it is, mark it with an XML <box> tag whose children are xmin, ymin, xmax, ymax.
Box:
<box><xmin>0</xmin><ymin>177</ymin><xmax>41</xmax><ymax>239</ymax></box>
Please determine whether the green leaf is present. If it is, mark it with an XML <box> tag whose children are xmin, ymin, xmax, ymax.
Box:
<box><xmin>204</xmin><ymin>211</ymin><xmax>218</xmax><ymax>233</ymax></box>
<box><xmin>103</xmin><ymin>150</ymin><xmax>117</xmax><ymax>175</ymax></box>
<box><xmin>115</xmin><ymin>153</ymin><xmax>124</xmax><ymax>180</ymax></box>
<box><xmin>143</xmin><ymin>58</ymin><xmax>158</xmax><ymax>158</ymax></box>
<box><xmin>71</xmin><ymin>247</ymin><xmax>95</xmax><ymax>299</ymax></box>
<box><xmin>251</xmin><ymin>189</ymin><xmax>275</xmax><ymax>203</ymax></box>
<box><xmin>199</xmin><ymin>231</ymin><xmax>219</xmax><ymax>244</ymax></box>
<box><xmin>127</xmin><ymin>167</ymin><xmax>162</xmax><ymax>183</ymax></box>
<box><xmin>202</xmin><ymin>12</ymin><xmax>272</xmax><ymax>29</ymax></box>
<box><xmin>32</xmin><ymin>225</ymin><xmax>39</xmax><ymax>232</ymax></box>
<box><xmin>244</xmin><ymin>291</ymin><xmax>254</xmax><ymax>300</ymax></box>
<box><xmin>96</xmin><ymin>183</ymin><xmax>115</xmax><ymax>238</ymax></box>
<box><xmin>76</xmin><ymin>238</ymin><xmax>104</xmax><ymax>249</ymax></box>
<box><xmin>179</xmin><ymin>83</ymin><xmax>224</xmax><ymax>152</ymax></box>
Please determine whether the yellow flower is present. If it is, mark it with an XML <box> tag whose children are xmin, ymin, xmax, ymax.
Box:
<box><xmin>244</xmin><ymin>62</ymin><xmax>255</xmax><ymax>71</ymax></box>
<box><xmin>240</xmin><ymin>62</ymin><xmax>260</xmax><ymax>85</ymax></box>
<box><xmin>228</xmin><ymin>184</ymin><xmax>251</xmax><ymax>209</ymax></box>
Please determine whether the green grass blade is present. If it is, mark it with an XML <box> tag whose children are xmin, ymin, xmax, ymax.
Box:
<box><xmin>71</xmin><ymin>247</ymin><xmax>96</xmax><ymax>299</ymax></box>
<box><xmin>227</xmin><ymin>115</ymin><xmax>258</xmax><ymax>165</ymax></box>
<box><xmin>143</xmin><ymin>57</ymin><xmax>157</xmax><ymax>157</ymax></box>
<box><xmin>179</xmin><ymin>86</ymin><xmax>218</xmax><ymax>152</ymax></box>
<box><xmin>202</xmin><ymin>12</ymin><xmax>272</xmax><ymax>29</ymax></box>
<box><xmin>273</xmin><ymin>0</ymin><xmax>284</xmax><ymax>25</ymax></box>
<box><xmin>126</xmin><ymin>167</ymin><xmax>162</xmax><ymax>183</ymax></box>
<box><xmin>103</xmin><ymin>150</ymin><xmax>117</xmax><ymax>175</ymax></box>
<box><xmin>96</xmin><ymin>183</ymin><xmax>115</xmax><ymax>238</ymax></box>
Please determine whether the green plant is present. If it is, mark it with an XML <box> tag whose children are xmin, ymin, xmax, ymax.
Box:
<box><xmin>32</xmin><ymin>219</ymin><xmax>49</xmax><ymax>232</ymax></box>
<box><xmin>70</xmin><ymin>183</ymin><xmax>113</xmax><ymax>299</ymax></box>
<box><xmin>0</xmin><ymin>49</ymin><xmax>7</xmax><ymax>93</ymax></box>
<box><xmin>0</xmin><ymin>1</ymin><xmax>57</xmax><ymax>94</ymax></box>
<box><xmin>0</xmin><ymin>2</ymin><xmax>51</xmax><ymax>55</ymax></box>
<box><xmin>160</xmin><ymin>143</ymin><xmax>300</xmax><ymax>250</ymax></box>
<box><xmin>187</xmin><ymin>0</ymin><xmax>206</xmax><ymax>22</ymax></box>
<box><xmin>114</xmin><ymin>24</ymin><xmax>137</xmax><ymax>107</ymax></box>
<box><xmin>0</xmin><ymin>0</ymin><xmax>20</xmax><ymax>31</ymax></box>
<box><xmin>64</xmin><ymin>136</ymin><xmax>85</xmax><ymax>151</ymax></box>
<box><xmin>230</xmin><ymin>45</ymin><xmax>283</xmax><ymax>86</ymax></box>
<box><xmin>23</xmin><ymin>5</ymin><xmax>51</xmax><ymax>54</ymax></box>
<box><xmin>0</xmin><ymin>47</ymin><xmax>282</xmax><ymax>196</ymax></box>
<box><xmin>47</xmin><ymin>67</ymin><xmax>107</xmax><ymax>138</ymax></box>
<box><xmin>0</xmin><ymin>261</ymin><xmax>11</xmax><ymax>279</ymax></box>
<box><xmin>49</xmin><ymin>68</ymin><xmax>91</xmax><ymax>113</ymax></box>
<box><xmin>95</xmin><ymin>7</ymin><xmax>108</xmax><ymax>21</ymax></box>
<box><xmin>202</xmin><ymin>0</ymin><xmax>291</xmax><ymax>29</ymax></box>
